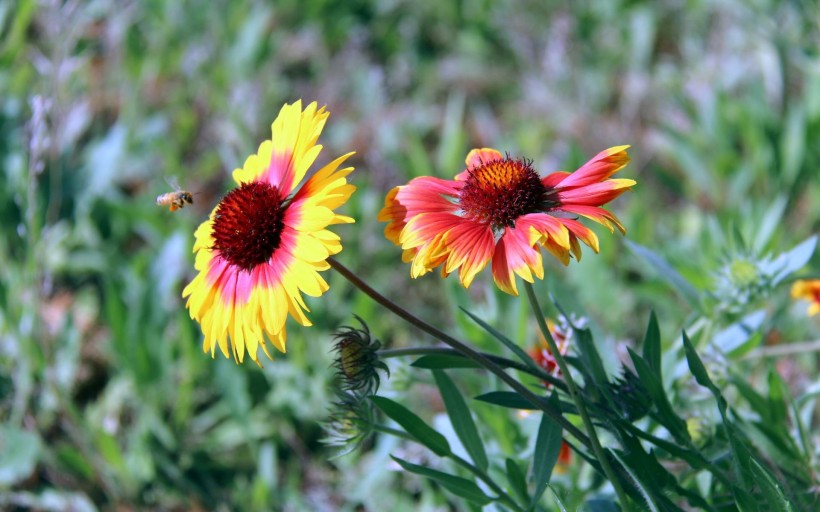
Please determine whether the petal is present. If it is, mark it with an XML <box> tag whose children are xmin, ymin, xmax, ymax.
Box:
<box><xmin>466</xmin><ymin>148</ymin><xmax>503</xmax><ymax>170</ymax></box>
<box><xmin>232</xmin><ymin>101</ymin><xmax>330</xmax><ymax>196</ymax></box>
<box><xmin>440</xmin><ymin>221</ymin><xmax>495</xmax><ymax>288</ymax></box>
<box><xmin>555</xmin><ymin>179</ymin><xmax>636</xmax><ymax>206</ymax></box>
<box><xmin>556</xmin><ymin>205</ymin><xmax>627</xmax><ymax>233</ymax></box>
<box><xmin>557</xmin><ymin>145</ymin><xmax>630</xmax><ymax>188</ymax></box>
<box><xmin>491</xmin><ymin>227</ymin><xmax>544</xmax><ymax>296</ymax></box>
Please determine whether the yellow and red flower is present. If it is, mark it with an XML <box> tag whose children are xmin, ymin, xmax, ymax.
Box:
<box><xmin>378</xmin><ymin>146</ymin><xmax>634</xmax><ymax>295</ymax></box>
<box><xmin>183</xmin><ymin>101</ymin><xmax>356</xmax><ymax>364</ymax></box>
<box><xmin>791</xmin><ymin>279</ymin><xmax>820</xmax><ymax>316</ymax></box>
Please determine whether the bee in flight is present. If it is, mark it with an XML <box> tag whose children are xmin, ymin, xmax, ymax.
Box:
<box><xmin>156</xmin><ymin>177</ymin><xmax>195</xmax><ymax>211</ymax></box>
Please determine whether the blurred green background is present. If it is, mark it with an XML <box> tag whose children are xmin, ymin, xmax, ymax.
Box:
<box><xmin>1</xmin><ymin>0</ymin><xmax>819</xmax><ymax>510</ymax></box>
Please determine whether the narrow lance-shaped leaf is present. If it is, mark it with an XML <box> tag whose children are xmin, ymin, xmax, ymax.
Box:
<box><xmin>573</xmin><ymin>327</ymin><xmax>613</xmax><ymax>402</ymax></box>
<box><xmin>460</xmin><ymin>307</ymin><xmax>542</xmax><ymax>373</ymax></box>
<box><xmin>391</xmin><ymin>455</ymin><xmax>493</xmax><ymax>506</ymax></box>
<box><xmin>530</xmin><ymin>399</ymin><xmax>563</xmax><ymax>509</ymax></box>
<box><xmin>682</xmin><ymin>332</ymin><xmax>754</xmax><ymax>490</ymax></box>
<box><xmin>474</xmin><ymin>392</ymin><xmax>575</xmax><ymax>414</ymax></box>
<box><xmin>505</xmin><ymin>458</ymin><xmax>529</xmax><ymax>506</ymax></box>
<box><xmin>628</xmin><ymin>348</ymin><xmax>690</xmax><ymax>444</ymax></box>
<box><xmin>411</xmin><ymin>354</ymin><xmax>481</xmax><ymax>369</ymax></box>
<box><xmin>610</xmin><ymin>449</ymin><xmax>660</xmax><ymax>512</ymax></box>
<box><xmin>642</xmin><ymin>311</ymin><xmax>661</xmax><ymax>376</ymax></box>
<box><xmin>750</xmin><ymin>459</ymin><xmax>796</xmax><ymax>512</ymax></box>
<box><xmin>433</xmin><ymin>370</ymin><xmax>488</xmax><ymax>471</ymax></box>
<box><xmin>371</xmin><ymin>396</ymin><xmax>450</xmax><ymax>456</ymax></box>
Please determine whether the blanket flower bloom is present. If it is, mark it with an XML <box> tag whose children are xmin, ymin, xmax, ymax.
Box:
<box><xmin>791</xmin><ymin>279</ymin><xmax>820</xmax><ymax>316</ymax></box>
<box><xmin>378</xmin><ymin>146</ymin><xmax>634</xmax><ymax>294</ymax></box>
<box><xmin>183</xmin><ymin>101</ymin><xmax>356</xmax><ymax>364</ymax></box>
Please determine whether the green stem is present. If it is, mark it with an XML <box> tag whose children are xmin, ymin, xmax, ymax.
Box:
<box><xmin>524</xmin><ymin>282</ymin><xmax>630</xmax><ymax>508</ymax></box>
<box><xmin>329</xmin><ymin>257</ymin><xmax>590</xmax><ymax>449</ymax></box>
<box><xmin>378</xmin><ymin>346</ymin><xmax>568</xmax><ymax>390</ymax></box>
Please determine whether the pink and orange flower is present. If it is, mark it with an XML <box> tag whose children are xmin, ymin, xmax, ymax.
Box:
<box><xmin>529</xmin><ymin>318</ymin><xmax>573</xmax><ymax>386</ymax></box>
<box><xmin>378</xmin><ymin>146</ymin><xmax>634</xmax><ymax>294</ymax></box>
<box><xmin>183</xmin><ymin>101</ymin><xmax>355</xmax><ymax>364</ymax></box>
<box><xmin>791</xmin><ymin>279</ymin><xmax>820</xmax><ymax>317</ymax></box>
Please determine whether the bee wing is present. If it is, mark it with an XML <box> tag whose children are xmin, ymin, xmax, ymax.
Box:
<box><xmin>164</xmin><ymin>175</ymin><xmax>182</xmax><ymax>191</ymax></box>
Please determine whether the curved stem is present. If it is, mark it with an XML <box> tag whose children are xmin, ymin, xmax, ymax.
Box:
<box><xmin>378</xmin><ymin>346</ymin><xmax>568</xmax><ymax>390</ymax></box>
<box><xmin>329</xmin><ymin>257</ymin><xmax>590</xmax><ymax>449</ymax></box>
<box><xmin>524</xmin><ymin>282</ymin><xmax>629</xmax><ymax>507</ymax></box>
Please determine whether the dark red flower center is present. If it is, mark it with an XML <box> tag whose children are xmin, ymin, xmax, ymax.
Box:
<box><xmin>211</xmin><ymin>181</ymin><xmax>286</xmax><ymax>271</ymax></box>
<box><xmin>458</xmin><ymin>157</ymin><xmax>549</xmax><ymax>230</ymax></box>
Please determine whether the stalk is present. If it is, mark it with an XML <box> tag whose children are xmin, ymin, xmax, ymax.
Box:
<box><xmin>524</xmin><ymin>282</ymin><xmax>629</xmax><ymax>507</ymax></box>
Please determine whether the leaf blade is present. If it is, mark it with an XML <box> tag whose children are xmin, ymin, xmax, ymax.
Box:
<box><xmin>391</xmin><ymin>455</ymin><xmax>493</xmax><ymax>506</ymax></box>
<box><xmin>433</xmin><ymin>370</ymin><xmax>488</xmax><ymax>471</ymax></box>
<box><xmin>371</xmin><ymin>396</ymin><xmax>451</xmax><ymax>457</ymax></box>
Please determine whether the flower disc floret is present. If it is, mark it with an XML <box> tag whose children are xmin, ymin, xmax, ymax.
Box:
<box><xmin>459</xmin><ymin>157</ymin><xmax>549</xmax><ymax>230</ymax></box>
<box><xmin>211</xmin><ymin>181</ymin><xmax>285</xmax><ymax>271</ymax></box>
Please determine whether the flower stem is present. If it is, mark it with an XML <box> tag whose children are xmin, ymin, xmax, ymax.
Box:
<box><xmin>524</xmin><ymin>282</ymin><xmax>630</xmax><ymax>507</ymax></box>
<box><xmin>329</xmin><ymin>257</ymin><xmax>590</xmax><ymax>449</ymax></box>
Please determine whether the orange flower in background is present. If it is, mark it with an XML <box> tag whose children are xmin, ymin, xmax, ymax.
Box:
<box><xmin>791</xmin><ymin>279</ymin><xmax>820</xmax><ymax>316</ymax></box>
<box><xmin>183</xmin><ymin>101</ymin><xmax>356</xmax><ymax>364</ymax></box>
<box><xmin>529</xmin><ymin>318</ymin><xmax>575</xmax><ymax>386</ymax></box>
<box><xmin>378</xmin><ymin>146</ymin><xmax>634</xmax><ymax>295</ymax></box>
<box><xmin>556</xmin><ymin>440</ymin><xmax>573</xmax><ymax>473</ymax></box>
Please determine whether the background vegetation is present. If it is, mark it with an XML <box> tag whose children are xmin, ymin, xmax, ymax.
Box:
<box><xmin>1</xmin><ymin>0</ymin><xmax>818</xmax><ymax>510</ymax></box>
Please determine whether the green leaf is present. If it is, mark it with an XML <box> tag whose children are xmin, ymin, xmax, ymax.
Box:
<box><xmin>641</xmin><ymin>312</ymin><xmax>661</xmax><ymax>376</ymax></box>
<box><xmin>753</xmin><ymin>196</ymin><xmax>787</xmax><ymax>253</ymax></box>
<box><xmin>96</xmin><ymin>431</ymin><xmax>126</xmax><ymax>476</ymax></box>
<box><xmin>681</xmin><ymin>332</ymin><xmax>718</xmax><ymax>393</ymax></box>
<box><xmin>505</xmin><ymin>458</ymin><xmax>529</xmax><ymax>505</ymax></box>
<box><xmin>433</xmin><ymin>370</ymin><xmax>488</xmax><ymax>471</ymax></box>
<box><xmin>626</xmin><ymin>240</ymin><xmax>701</xmax><ymax>309</ymax></box>
<box><xmin>766</xmin><ymin>367</ymin><xmax>789</xmax><ymax>428</ymax></box>
<box><xmin>628</xmin><ymin>348</ymin><xmax>690</xmax><ymax>444</ymax></box>
<box><xmin>780</xmin><ymin>104</ymin><xmax>805</xmax><ymax>185</ymax></box>
<box><xmin>531</xmin><ymin>399</ymin><xmax>563</xmax><ymax>508</ymax></box>
<box><xmin>371</xmin><ymin>396</ymin><xmax>451</xmax><ymax>456</ymax></box>
<box><xmin>460</xmin><ymin>307</ymin><xmax>542</xmax><ymax>372</ymax></box>
<box><xmin>475</xmin><ymin>391</ymin><xmax>537</xmax><ymax>410</ymax></box>
<box><xmin>391</xmin><ymin>455</ymin><xmax>493</xmax><ymax>506</ymax></box>
<box><xmin>54</xmin><ymin>442</ymin><xmax>95</xmax><ymax>480</ymax></box>
<box><xmin>475</xmin><ymin>391</ymin><xmax>575</xmax><ymax>415</ymax></box>
<box><xmin>550</xmin><ymin>486</ymin><xmax>570</xmax><ymax>512</ymax></box>
<box><xmin>610</xmin><ymin>449</ymin><xmax>660</xmax><ymax>512</ymax></box>
<box><xmin>573</xmin><ymin>327</ymin><xmax>611</xmax><ymax>399</ymax></box>
<box><xmin>732</xmin><ymin>485</ymin><xmax>759</xmax><ymax>512</ymax></box>
<box><xmin>713</xmin><ymin>309</ymin><xmax>766</xmax><ymax>357</ymax></box>
<box><xmin>752</xmin><ymin>459</ymin><xmax>794</xmax><ymax>512</ymax></box>
<box><xmin>411</xmin><ymin>354</ymin><xmax>481</xmax><ymax>369</ymax></box>
<box><xmin>771</xmin><ymin>236</ymin><xmax>817</xmax><ymax>285</ymax></box>
<box><xmin>0</xmin><ymin>425</ymin><xmax>41</xmax><ymax>485</ymax></box>
<box><xmin>730</xmin><ymin>376</ymin><xmax>769</xmax><ymax>422</ymax></box>
<box><xmin>682</xmin><ymin>332</ymin><xmax>754</xmax><ymax>489</ymax></box>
